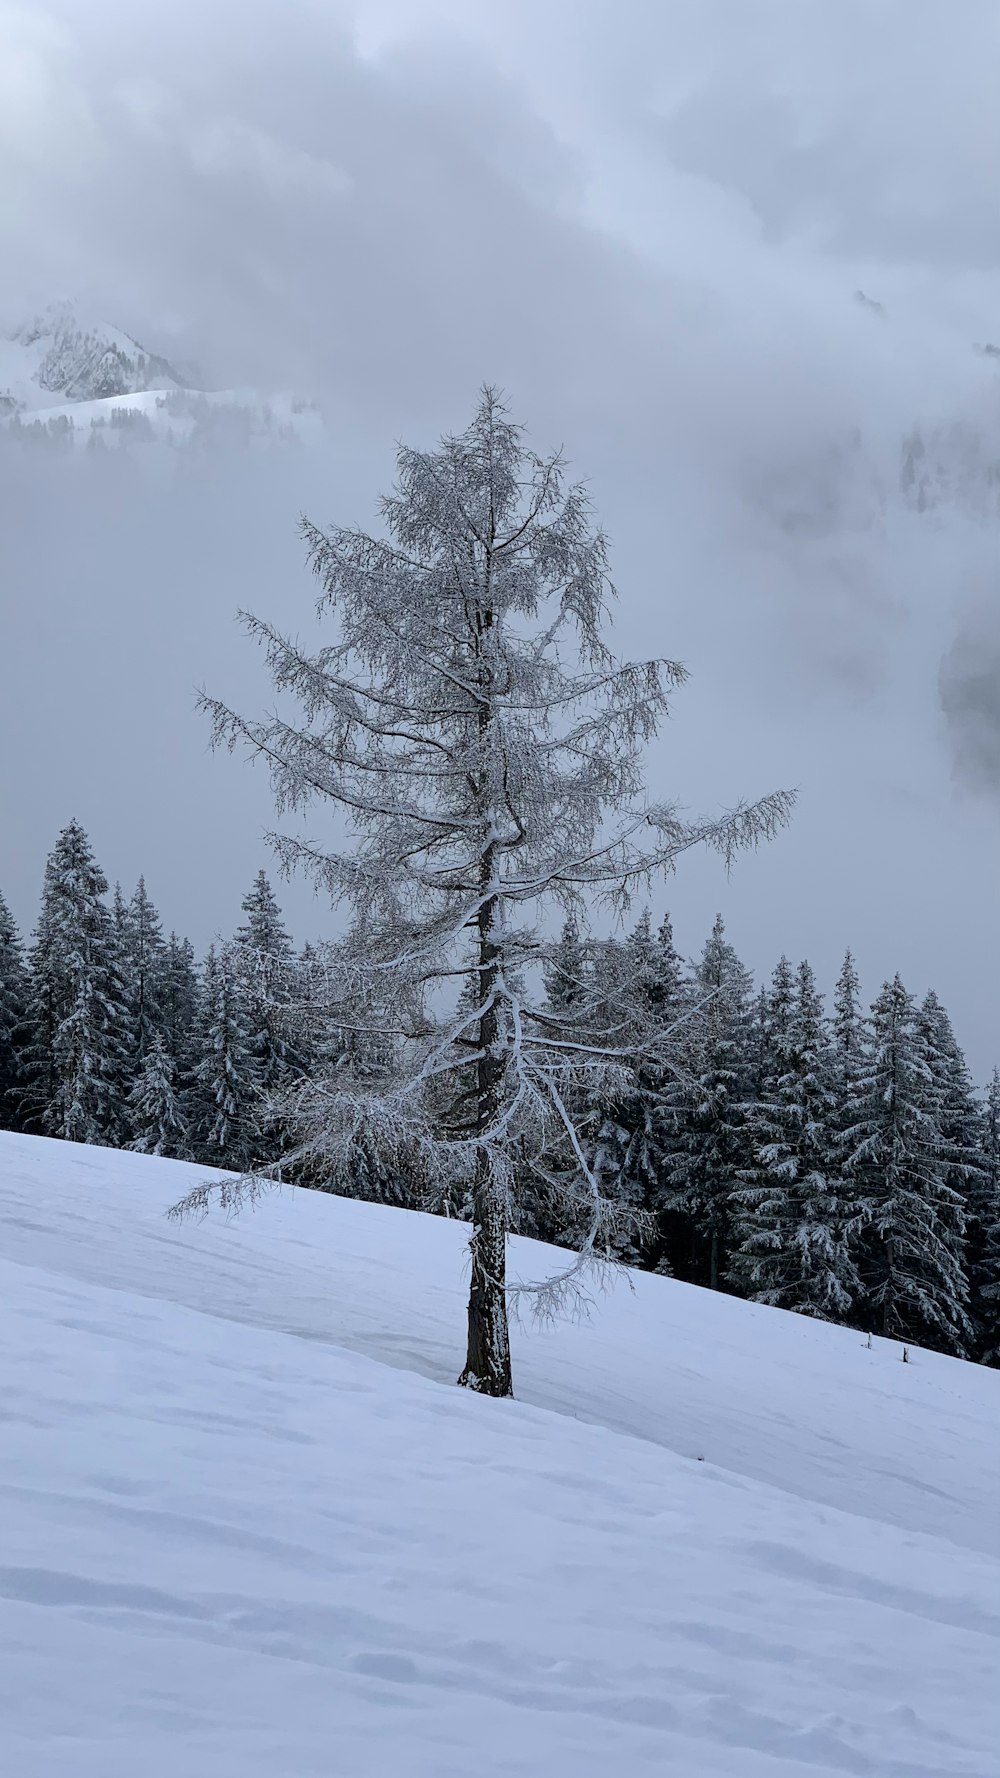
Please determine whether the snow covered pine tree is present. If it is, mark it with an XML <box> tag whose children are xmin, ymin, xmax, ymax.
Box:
<box><xmin>666</xmin><ymin>917</ymin><xmax>756</xmax><ymax>1290</ymax></box>
<box><xmin>843</xmin><ymin>976</ymin><xmax>972</xmax><ymax>1355</ymax></box>
<box><xmin>193</xmin><ymin>942</ymin><xmax>257</xmax><ymax>1168</ymax></box>
<box><xmin>0</xmin><ymin>890</ymin><xmax>30</xmax><ymax>1131</ymax></box>
<box><xmin>24</xmin><ymin>821</ymin><xmax>127</xmax><ymax>1145</ymax></box>
<box><xmin>731</xmin><ymin>958</ymin><xmax>859</xmax><ymax>1319</ymax></box>
<box><xmin>174</xmin><ymin>391</ymin><xmax>792</xmax><ymax>1395</ymax></box>
<box><xmin>127</xmin><ymin>1032</ymin><xmax>188</xmax><ymax>1158</ymax></box>
<box><xmin>233</xmin><ymin>871</ymin><xmax>298</xmax><ymax>1164</ymax></box>
<box><xmin>973</xmin><ymin>1070</ymin><xmax>1000</xmax><ymax>1364</ymax></box>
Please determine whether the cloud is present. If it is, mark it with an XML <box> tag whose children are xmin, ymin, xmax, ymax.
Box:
<box><xmin>3</xmin><ymin>0</ymin><xmax>1000</xmax><ymax>1071</ymax></box>
<box><xmin>941</xmin><ymin>610</ymin><xmax>1000</xmax><ymax>792</ymax></box>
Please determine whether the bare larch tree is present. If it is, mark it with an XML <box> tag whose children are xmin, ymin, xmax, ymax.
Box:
<box><xmin>174</xmin><ymin>390</ymin><xmax>792</xmax><ymax>1397</ymax></box>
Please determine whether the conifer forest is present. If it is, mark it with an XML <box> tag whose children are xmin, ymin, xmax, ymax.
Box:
<box><xmin>5</xmin><ymin>822</ymin><xmax>997</xmax><ymax>1367</ymax></box>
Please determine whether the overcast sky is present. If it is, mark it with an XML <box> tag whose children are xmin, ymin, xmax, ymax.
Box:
<box><xmin>3</xmin><ymin>0</ymin><xmax>1000</xmax><ymax>1074</ymax></box>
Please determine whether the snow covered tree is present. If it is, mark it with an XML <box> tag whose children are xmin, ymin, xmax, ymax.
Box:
<box><xmin>763</xmin><ymin>955</ymin><xmax>796</xmax><ymax>1059</ymax></box>
<box><xmin>193</xmin><ymin>943</ymin><xmax>256</xmax><ymax>1165</ymax></box>
<box><xmin>662</xmin><ymin>916</ymin><xmax>756</xmax><ymax>1289</ymax></box>
<box><xmin>23</xmin><ymin>822</ymin><xmax>126</xmax><ymax>1145</ymax></box>
<box><xmin>0</xmin><ymin>889</ymin><xmax>29</xmax><ymax>1131</ymax></box>
<box><xmin>285</xmin><ymin>939</ymin><xmax>418</xmax><ymax>1206</ymax></box>
<box><xmin>578</xmin><ymin>934</ymin><xmax>651</xmax><ymax>1263</ymax></box>
<box><xmin>970</xmin><ymin>1067</ymin><xmax>1000</xmax><ymax>1363</ymax></box>
<box><xmin>730</xmin><ymin>959</ymin><xmax>859</xmax><ymax>1319</ymax></box>
<box><xmin>831</xmin><ymin>949</ymin><xmax>868</xmax><ymax>1118</ymax></box>
<box><xmin>161</xmin><ymin>934</ymin><xmax>200</xmax><ymax>1070</ymax></box>
<box><xmin>233</xmin><ymin>870</ymin><xmax>298</xmax><ymax>1161</ymax></box>
<box><xmin>744</xmin><ymin>985</ymin><xmax>771</xmax><ymax>1101</ymax></box>
<box><xmin>626</xmin><ymin>912</ymin><xmax>689</xmax><ymax>1038</ymax></box>
<box><xmin>127</xmin><ymin>1033</ymin><xmax>188</xmax><ymax>1157</ymax></box>
<box><xmin>543</xmin><ymin>913</ymin><xmax>591</xmax><ymax>1016</ymax></box>
<box><xmin>918</xmin><ymin>991</ymin><xmax>983</xmax><ymax>1218</ymax></box>
<box><xmin>121</xmin><ymin>876</ymin><xmax>167</xmax><ymax>1064</ymax></box>
<box><xmin>236</xmin><ymin>869</ymin><xmax>294</xmax><ymax>966</ymax></box>
<box><xmin>174</xmin><ymin>391</ymin><xmax>791</xmax><ymax>1395</ymax></box>
<box><xmin>843</xmin><ymin>975</ymin><xmax>972</xmax><ymax>1354</ymax></box>
<box><xmin>596</xmin><ymin>910</ymin><xmax>691</xmax><ymax>1271</ymax></box>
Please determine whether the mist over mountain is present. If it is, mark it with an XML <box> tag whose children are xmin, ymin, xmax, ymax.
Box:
<box><xmin>4</xmin><ymin>0</ymin><xmax>1000</xmax><ymax>1079</ymax></box>
<box><xmin>0</xmin><ymin>300</ymin><xmax>320</xmax><ymax>446</ymax></box>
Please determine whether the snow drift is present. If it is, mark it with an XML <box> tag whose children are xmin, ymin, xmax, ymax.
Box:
<box><xmin>1</xmin><ymin>1132</ymin><xmax>997</xmax><ymax>1776</ymax></box>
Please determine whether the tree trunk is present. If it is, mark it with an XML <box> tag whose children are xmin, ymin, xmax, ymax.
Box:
<box><xmin>881</xmin><ymin>1245</ymin><xmax>895</xmax><ymax>1340</ymax></box>
<box><xmin>458</xmin><ymin>877</ymin><xmax>514</xmax><ymax>1397</ymax></box>
<box><xmin>458</xmin><ymin>571</ymin><xmax>514</xmax><ymax>1398</ymax></box>
<box><xmin>459</xmin><ymin>1150</ymin><xmax>513</xmax><ymax>1396</ymax></box>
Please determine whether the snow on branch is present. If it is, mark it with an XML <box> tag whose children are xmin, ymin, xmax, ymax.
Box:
<box><xmin>177</xmin><ymin>388</ymin><xmax>792</xmax><ymax>1392</ymax></box>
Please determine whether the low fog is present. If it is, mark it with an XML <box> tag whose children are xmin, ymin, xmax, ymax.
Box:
<box><xmin>3</xmin><ymin>0</ymin><xmax>1000</xmax><ymax>1072</ymax></box>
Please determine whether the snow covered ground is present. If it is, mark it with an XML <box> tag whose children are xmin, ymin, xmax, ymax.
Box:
<box><xmin>11</xmin><ymin>385</ymin><xmax>323</xmax><ymax>445</ymax></box>
<box><xmin>1</xmin><ymin>1133</ymin><xmax>997</xmax><ymax>1776</ymax></box>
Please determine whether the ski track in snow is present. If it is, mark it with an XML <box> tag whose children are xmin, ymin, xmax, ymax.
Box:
<box><xmin>1</xmin><ymin>1133</ymin><xmax>997</xmax><ymax>1777</ymax></box>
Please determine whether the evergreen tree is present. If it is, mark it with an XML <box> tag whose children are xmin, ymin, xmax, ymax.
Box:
<box><xmin>236</xmin><ymin>869</ymin><xmax>295</xmax><ymax>969</ymax></box>
<box><xmin>0</xmin><ymin>890</ymin><xmax>29</xmax><ymax>1131</ymax></box>
<box><xmin>123</xmin><ymin>877</ymin><xmax>168</xmax><ymax>1063</ymax></box>
<box><xmin>193</xmin><ymin>944</ymin><xmax>257</xmax><ymax>1165</ymax></box>
<box><xmin>764</xmin><ymin>955</ymin><xmax>797</xmax><ymax>1058</ymax></box>
<box><xmin>830</xmin><ymin>949</ymin><xmax>870</xmax><ymax>1296</ymax></box>
<box><xmin>538</xmin><ymin>916</ymin><xmax>683</xmax><ymax>1264</ymax></box>
<box><xmin>127</xmin><ymin>1033</ymin><xmax>188</xmax><ymax>1157</ymax></box>
<box><xmin>161</xmin><ymin>935</ymin><xmax>200</xmax><ymax>1071</ymax></box>
<box><xmin>543</xmin><ymin>913</ymin><xmax>591</xmax><ymax>1015</ymax></box>
<box><xmin>521</xmin><ymin>924</ymin><xmax>615</xmax><ymax>1247</ymax></box>
<box><xmin>971</xmin><ymin>1068</ymin><xmax>1000</xmax><ymax>1363</ymax></box>
<box><xmin>610</xmin><ymin>910</ymin><xmax>691</xmax><ymax>1272</ymax></box>
<box><xmin>833</xmin><ymin>951</ymin><xmax>865</xmax><ymax>1067</ymax></box>
<box><xmin>731</xmin><ymin>959</ymin><xmax>859</xmax><ymax>1319</ymax></box>
<box><xmin>583</xmin><ymin>933</ymin><xmax>649</xmax><ymax>1263</ymax></box>
<box><xmin>844</xmin><ymin>975</ymin><xmax>972</xmax><ymax>1354</ymax></box>
<box><xmin>665</xmin><ymin>916</ymin><xmax>755</xmax><ymax>1289</ymax></box>
<box><xmin>744</xmin><ymin>984</ymin><xmax>772</xmax><ymax>1103</ymax></box>
<box><xmin>24</xmin><ymin>822</ymin><xmax>126</xmax><ymax>1145</ymax></box>
<box><xmin>108</xmin><ymin>884</ymin><xmax>136</xmax><ymax>1126</ymax></box>
<box><xmin>233</xmin><ymin>871</ymin><xmax>297</xmax><ymax>1159</ymax></box>
<box><xmin>919</xmin><ymin>991</ymin><xmax>984</xmax><ymax>1227</ymax></box>
<box><xmin>737</xmin><ymin>957</ymin><xmax>796</xmax><ymax>1166</ymax></box>
<box><xmin>627</xmin><ymin>910</ymin><xmax>685</xmax><ymax>1018</ymax></box>
<box><xmin>831</xmin><ymin>950</ymin><xmax>869</xmax><ymax>1120</ymax></box>
<box><xmin>159</xmin><ymin>933</ymin><xmax>201</xmax><ymax>1147</ymax></box>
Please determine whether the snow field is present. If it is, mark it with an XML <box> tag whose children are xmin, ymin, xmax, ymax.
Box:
<box><xmin>1</xmin><ymin>1132</ymin><xmax>997</xmax><ymax>1776</ymax></box>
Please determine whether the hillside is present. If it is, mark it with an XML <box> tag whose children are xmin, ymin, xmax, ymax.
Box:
<box><xmin>2</xmin><ymin>1132</ymin><xmax>997</xmax><ymax>1776</ymax></box>
<box><xmin>0</xmin><ymin>303</ymin><xmax>188</xmax><ymax>415</ymax></box>
<box><xmin>0</xmin><ymin>303</ymin><xmax>320</xmax><ymax>446</ymax></box>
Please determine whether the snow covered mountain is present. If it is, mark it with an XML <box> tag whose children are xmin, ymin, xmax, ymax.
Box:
<box><xmin>0</xmin><ymin>302</ymin><xmax>321</xmax><ymax>447</ymax></box>
<box><xmin>2</xmin><ymin>1131</ymin><xmax>997</xmax><ymax>1777</ymax></box>
<box><xmin>0</xmin><ymin>302</ymin><xmax>188</xmax><ymax>415</ymax></box>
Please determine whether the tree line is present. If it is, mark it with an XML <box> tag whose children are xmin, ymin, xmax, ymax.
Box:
<box><xmin>0</xmin><ymin>825</ymin><xmax>297</xmax><ymax>1169</ymax></box>
<box><xmin>2</xmin><ymin>819</ymin><xmax>997</xmax><ymax>1368</ymax></box>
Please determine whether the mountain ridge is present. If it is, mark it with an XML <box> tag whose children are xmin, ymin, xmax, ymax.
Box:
<box><xmin>0</xmin><ymin>301</ymin><xmax>319</xmax><ymax>447</ymax></box>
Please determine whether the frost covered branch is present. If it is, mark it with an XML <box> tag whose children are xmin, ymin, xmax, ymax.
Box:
<box><xmin>179</xmin><ymin>388</ymin><xmax>792</xmax><ymax>1394</ymax></box>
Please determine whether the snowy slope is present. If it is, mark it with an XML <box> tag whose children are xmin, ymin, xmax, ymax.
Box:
<box><xmin>0</xmin><ymin>303</ymin><xmax>320</xmax><ymax>446</ymax></box>
<box><xmin>0</xmin><ymin>302</ymin><xmax>187</xmax><ymax>414</ymax></box>
<box><xmin>1</xmin><ymin>1133</ymin><xmax>997</xmax><ymax>1777</ymax></box>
